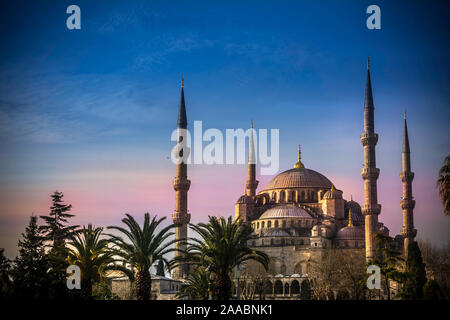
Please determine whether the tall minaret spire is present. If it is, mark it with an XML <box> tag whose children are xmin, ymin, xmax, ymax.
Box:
<box><xmin>361</xmin><ymin>58</ymin><xmax>382</xmax><ymax>262</ymax></box>
<box><xmin>246</xmin><ymin>120</ymin><xmax>259</xmax><ymax>197</ymax></box>
<box><xmin>400</xmin><ymin>112</ymin><xmax>417</xmax><ymax>258</ymax></box>
<box><xmin>172</xmin><ymin>75</ymin><xmax>191</xmax><ymax>279</ymax></box>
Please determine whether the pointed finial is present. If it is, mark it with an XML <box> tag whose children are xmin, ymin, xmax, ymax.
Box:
<box><xmin>367</xmin><ymin>57</ymin><xmax>370</xmax><ymax>70</ymax></box>
<box><xmin>404</xmin><ymin>110</ymin><xmax>406</xmax><ymax>120</ymax></box>
<box><xmin>350</xmin><ymin>194</ymin><xmax>353</xmax><ymax>201</ymax></box>
<box><xmin>294</xmin><ymin>144</ymin><xmax>305</xmax><ymax>169</ymax></box>
<box><xmin>181</xmin><ymin>74</ymin><xmax>184</xmax><ymax>88</ymax></box>
<box><xmin>348</xmin><ymin>207</ymin><xmax>353</xmax><ymax>227</ymax></box>
<box><xmin>251</xmin><ymin>120</ymin><xmax>253</xmax><ymax>129</ymax></box>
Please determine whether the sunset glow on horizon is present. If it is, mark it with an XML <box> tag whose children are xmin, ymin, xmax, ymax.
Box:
<box><xmin>0</xmin><ymin>0</ymin><xmax>449</xmax><ymax>258</ymax></box>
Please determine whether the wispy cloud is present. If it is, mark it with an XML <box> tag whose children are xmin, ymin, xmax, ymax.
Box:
<box><xmin>0</xmin><ymin>71</ymin><xmax>165</xmax><ymax>144</ymax></box>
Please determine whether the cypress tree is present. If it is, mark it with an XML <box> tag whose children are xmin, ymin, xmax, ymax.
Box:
<box><xmin>0</xmin><ymin>248</ymin><xmax>12</xmax><ymax>299</ymax></box>
<box><xmin>402</xmin><ymin>241</ymin><xmax>427</xmax><ymax>299</ymax></box>
<box><xmin>156</xmin><ymin>259</ymin><xmax>165</xmax><ymax>277</ymax></box>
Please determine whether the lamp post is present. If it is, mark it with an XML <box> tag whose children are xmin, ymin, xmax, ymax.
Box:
<box><xmin>206</xmin><ymin>265</ymin><xmax>216</xmax><ymax>300</ymax></box>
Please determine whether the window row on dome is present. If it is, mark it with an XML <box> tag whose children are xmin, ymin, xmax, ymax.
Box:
<box><xmin>256</xmin><ymin>189</ymin><xmax>322</xmax><ymax>204</ymax></box>
<box><xmin>252</xmin><ymin>219</ymin><xmax>314</xmax><ymax>230</ymax></box>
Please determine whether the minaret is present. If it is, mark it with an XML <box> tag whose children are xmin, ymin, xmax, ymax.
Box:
<box><xmin>246</xmin><ymin>121</ymin><xmax>259</xmax><ymax>197</ymax></box>
<box><xmin>400</xmin><ymin>112</ymin><xmax>417</xmax><ymax>258</ymax></box>
<box><xmin>172</xmin><ymin>75</ymin><xmax>191</xmax><ymax>280</ymax></box>
<box><xmin>361</xmin><ymin>58</ymin><xmax>382</xmax><ymax>262</ymax></box>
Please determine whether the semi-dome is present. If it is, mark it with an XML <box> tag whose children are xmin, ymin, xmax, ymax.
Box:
<box><xmin>236</xmin><ymin>194</ymin><xmax>254</xmax><ymax>204</ymax></box>
<box><xmin>345</xmin><ymin>198</ymin><xmax>364</xmax><ymax>223</ymax></box>
<box><xmin>336</xmin><ymin>225</ymin><xmax>365</xmax><ymax>240</ymax></box>
<box><xmin>263</xmin><ymin>168</ymin><xmax>334</xmax><ymax>191</ymax></box>
<box><xmin>323</xmin><ymin>186</ymin><xmax>342</xmax><ymax>199</ymax></box>
<box><xmin>259</xmin><ymin>205</ymin><xmax>313</xmax><ymax>219</ymax></box>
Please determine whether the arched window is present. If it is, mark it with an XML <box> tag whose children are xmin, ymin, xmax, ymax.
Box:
<box><xmin>291</xmin><ymin>191</ymin><xmax>295</xmax><ymax>202</ymax></box>
<box><xmin>300</xmin><ymin>280</ymin><xmax>312</xmax><ymax>300</ymax></box>
<box><xmin>294</xmin><ymin>263</ymin><xmax>302</xmax><ymax>275</ymax></box>
<box><xmin>262</xmin><ymin>221</ymin><xmax>265</xmax><ymax>228</ymax></box>
<box><xmin>272</xmin><ymin>192</ymin><xmax>277</xmax><ymax>202</ymax></box>
<box><xmin>268</xmin><ymin>221</ymin><xmax>272</xmax><ymax>228</ymax></box>
<box><xmin>282</xmin><ymin>220</ymin><xmax>286</xmax><ymax>228</ymax></box>
<box><xmin>264</xmin><ymin>281</ymin><xmax>273</xmax><ymax>294</ymax></box>
<box><xmin>257</xmin><ymin>222</ymin><xmax>260</xmax><ymax>229</ymax></box>
<box><xmin>280</xmin><ymin>264</ymin><xmax>286</xmax><ymax>274</ymax></box>
<box><xmin>274</xmin><ymin>280</ymin><xmax>283</xmax><ymax>295</ymax></box>
<box><xmin>284</xmin><ymin>283</ymin><xmax>289</xmax><ymax>295</ymax></box>
<box><xmin>280</xmin><ymin>191</ymin><xmax>285</xmax><ymax>203</ymax></box>
<box><xmin>301</xmin><ymin>190</ymin><xmax>305</xmax><ymax>201</ymax></box>
<box><xmin>275</xmin><ymin>220</ymin><xmax>279</xmax><ymax>228</ymax></box>
<box><xmin>291</xmin><ymin>280</ymin><xmax>300</xmax><ymax>294</ymax></box>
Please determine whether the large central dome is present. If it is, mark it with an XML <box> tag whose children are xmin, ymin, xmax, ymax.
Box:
<box><xmin>263</xmin><ymin>168</ymin><xmax>333</xmax><ymax>190</ymax></box>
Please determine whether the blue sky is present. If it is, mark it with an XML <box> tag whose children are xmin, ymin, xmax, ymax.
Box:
<box><xmin>0</xmin><ymin>0</ymin><xmax>449</xmax><ymax>257</ymax></box>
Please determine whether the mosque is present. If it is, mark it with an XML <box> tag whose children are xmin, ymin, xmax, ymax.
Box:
<box><xmin>170</xmin><ymin>60</ymin><xmax>417</xmax><ymax>299</ymax></box>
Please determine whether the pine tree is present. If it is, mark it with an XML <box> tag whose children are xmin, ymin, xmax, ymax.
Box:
<box><xmin>39</xmin><ymin>191</ymin><xmax>79</xmax><ymax>298</ymax></box>
<box><xmin>402</xmin><ymin>241</ymin><xmax>427</xmax><ymax>299</ymax></box>
<box><xmin>40</xmin><ymin>191</ymin><xmax>78</xmax><ymax>248</ymax></box>
<box><xmin>12</xmin><ymin>215</ymin><xmax>51</xmax><ymax>299</ymax></box>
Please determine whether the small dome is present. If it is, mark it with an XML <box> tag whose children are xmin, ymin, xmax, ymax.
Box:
<box><xmin>323</xmin><ymin>187</ymin><xmax>342</xmax><ymax>199</ymax></box>
<box><xmin>336</xmin><ymin>225</ymin><xmax>365</xmax><ymax>240</ymax></box>
<box><xmin>259</xmin><ymin>205</ymin><xmax>313</xmax><ymax>219</ymax></box>
<box><xmin>377</xmin><ymin>223</ymin><xmax>390</xmax><ymax>236</ymax></box>
<box><xmin>345</xmin><ymin>199</ymin><xmax>364</xmax><ymax>223</ymax></box>
<box><xmin>263</xmin><ymin>228</ymin><xmax>291</xmax><ymax>237</ymax></box>
<box><xmin>236</xmin><ymin>195</ymin><xmax>254</xmax><ymax>204</ymax></box>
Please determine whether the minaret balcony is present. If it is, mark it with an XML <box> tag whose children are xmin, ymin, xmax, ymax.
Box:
<box><xmin>173</xmin><ymin>178</ymin><xmax>191</xmax><ymax>191</ymax></box>
<box><xmin>361</xmin><ymin>204</ymin><xmax>381</xmax><ymax>216</ymax></box>
<box><xmin>246</xmin><ymin>180</ymin><xmax>259</xmax><ymax>190</ymax></box>
<box><xmin>401</xmin><ymin>227</ymin><xmax>417</xmax><ymax>238</ymax></box>
<box><xmin>400</xmin><ymin>171</ymin><xmax>414</xmax><ymax>182</ymax></box>
<box><xmin>361</xmin><ymin>167</ymin><xmax>380</xmax><ymax>180</ymax></box>
<box><xmin>360</xmin><ymin>132</ymin><xmax>378</xmax><ymax>146</ymax></box>
<box><xmin>172</xmin><ymin>211</ymin><xmax>191</xmax><ymax>225</ymax></box>
<box><xmin>400</xmin><ymin>199</ymin><xmax>416</xmax><ymax>210</ymax></box>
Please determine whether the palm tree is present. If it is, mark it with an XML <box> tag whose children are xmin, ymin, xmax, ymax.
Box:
<box><xmin>176</xmin><ymin>267</ymin><xmax>210</xmax><ymax>300</ymax></box>
<box><xmin>107</xmin><ymin>213</ymin><xmax>174</xmax><ymax>300</ymax></box>
<box><xmin>173</xmin><ymin>216</ymin><xmax>269</xmax><ymax>300</ymax></box>
<box><xmin>437</xmin><ymin>155</ymin><xmax>450</xmax><ymax>216</ymax></box>
<box><xmin>66</xmin><ymin>224</ymin><xmax>119</xmax><ymax>298</ymax></box>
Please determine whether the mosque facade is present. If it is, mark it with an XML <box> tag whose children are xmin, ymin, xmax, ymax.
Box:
<box><xmin>171</xmin><ymin>60</ymin><xmax>416</xmax><ymax>299</ymax></box>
